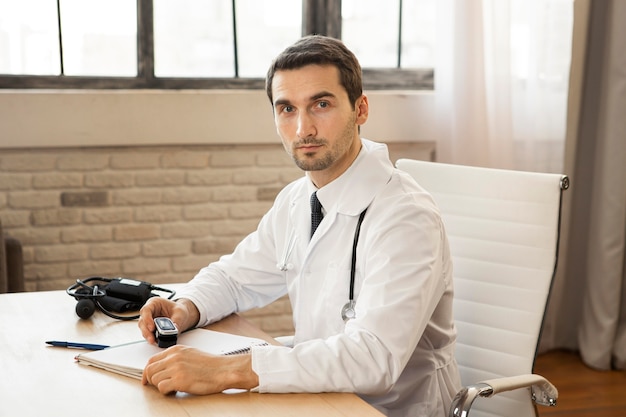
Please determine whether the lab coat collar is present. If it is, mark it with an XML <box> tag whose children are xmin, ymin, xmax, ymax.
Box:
<box><xmin>307</xmin><ymin>139</ymin><xmax>394</xmax><ymax>217</ymax></box>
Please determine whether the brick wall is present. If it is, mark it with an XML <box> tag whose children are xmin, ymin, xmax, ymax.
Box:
<box><xmin>0</xmin><ymin>142</ymin><xmax>433</xmax><ymax>336</ymax></box>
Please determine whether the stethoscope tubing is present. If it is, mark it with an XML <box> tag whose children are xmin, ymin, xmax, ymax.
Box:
<box><xmin>349</xmin><ymin>209</ymin><xmax>368</xmax><ymax>301</ymax></box>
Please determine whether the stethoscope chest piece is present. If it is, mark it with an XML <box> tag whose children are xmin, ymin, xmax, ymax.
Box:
<box><xmin>341</xmin><ymin>300</ymin><xmax>356</xmax><ymax>322</ymax></box>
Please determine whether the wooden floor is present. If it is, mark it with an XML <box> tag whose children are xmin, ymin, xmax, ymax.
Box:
<box><xmin>533</xmin><ymin>350</ymin><xmax>626</xmax><ymax>416</ymax></box>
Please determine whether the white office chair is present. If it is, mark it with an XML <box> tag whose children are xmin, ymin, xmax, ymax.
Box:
<box><xmin>395</xmin><ymin>159</ymin><xmax>568</xmax><ymax>417</ymax></box>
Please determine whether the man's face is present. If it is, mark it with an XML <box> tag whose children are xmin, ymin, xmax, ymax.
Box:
<box><xmin>271</xmin><ymin>64</ymin><xmax>368</xmax><ymax>187</ymax></box>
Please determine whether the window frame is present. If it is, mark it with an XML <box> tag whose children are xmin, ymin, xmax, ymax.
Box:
<box><xmin>0</xmin><ymin>0</ymin><xmax>433</xmax><ymax>90</ymax></box>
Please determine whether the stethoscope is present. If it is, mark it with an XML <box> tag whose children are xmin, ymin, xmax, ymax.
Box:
<box><xmin>276</xmin><ymin>208</ymin><xmax>368</xmax><ymax>322</ymax></box>
<box><xmin>340</xmin><ymin>208</ymin><xmax>367</xmax><ymax>322</ymax></box>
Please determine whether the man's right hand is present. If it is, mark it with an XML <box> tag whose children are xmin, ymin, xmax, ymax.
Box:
<box><xmin>138</xmin><ymin>297</ymin><xmax>200</xmax><ymax>344</ymax></box>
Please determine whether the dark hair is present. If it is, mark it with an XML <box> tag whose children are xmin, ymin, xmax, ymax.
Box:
<box><xmin>265</xmin><ymin>35</ymin><xmax>363</xmax><ymax>109</ymax></box>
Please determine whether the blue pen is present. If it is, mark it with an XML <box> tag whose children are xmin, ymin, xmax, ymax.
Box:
<box><xmin>46</xmin><ymin>340</ymin><xmax>110</xmax><ymax>350</ymax></box>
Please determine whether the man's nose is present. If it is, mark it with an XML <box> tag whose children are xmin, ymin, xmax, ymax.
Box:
<box><xmin>296</xmin><ymin>112</ymin><xmax>316</xmax><ymax>139</ymax></box>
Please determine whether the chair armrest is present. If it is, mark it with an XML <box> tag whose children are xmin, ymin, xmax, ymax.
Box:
<box><xmin>448</xmin><ymin>374</ymin><xmax>558</xmax><ymax>417</ymax></box>
<box><xmin>481</xmin><ymin>374</ymin><xmax>558</xmax><ymax>406</ymax></box>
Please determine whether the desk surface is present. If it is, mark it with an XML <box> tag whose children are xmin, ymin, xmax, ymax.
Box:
<box><xmin>0</xmin><ymin>289</ymin><xmax>384</xmax><ymax>417</ymax></box>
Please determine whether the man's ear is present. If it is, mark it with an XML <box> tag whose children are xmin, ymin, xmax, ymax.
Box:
<box><xmin>355</xmin><ymin>94</ymin><xmax>369</xmax><ymax>125</ymax></box>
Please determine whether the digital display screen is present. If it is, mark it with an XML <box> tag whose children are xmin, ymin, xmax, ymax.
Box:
<box><xmin>156</xmin><ymin>318</ymin><xmax>176</xmax><ymax>331</ymax></box>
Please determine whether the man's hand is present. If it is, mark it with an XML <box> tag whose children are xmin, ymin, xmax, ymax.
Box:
<box><xmin>142</xmin><ymin>345</ymin><xmax>259</xmax><ymax>395</ymax></box>
<box><xmin>138</xmin><ymin>297</ymin><xmax>200</xmax><ymax>345</ymax></box>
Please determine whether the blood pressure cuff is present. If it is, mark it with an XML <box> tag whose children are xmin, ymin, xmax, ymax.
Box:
<box><xmin>98</xmin><ymin>279</ymin><xmax>153</xmax><ymax>313</ymax></box>
<box><xmin>97</xmin><ymin>295</ymin><xmax>146</xmax><ymax>313</ymax></box>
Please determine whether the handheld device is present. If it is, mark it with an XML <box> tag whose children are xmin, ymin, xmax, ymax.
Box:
<box><xmin>154</xmin><ymin>317</ymin><xmax>178</xmax><ymax>348</ymax></box>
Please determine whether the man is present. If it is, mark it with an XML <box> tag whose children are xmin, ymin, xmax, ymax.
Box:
<box><xmin>139</xmin><ymin>35</ymin><xmax>461</xmax><ymax>417</ymax></box>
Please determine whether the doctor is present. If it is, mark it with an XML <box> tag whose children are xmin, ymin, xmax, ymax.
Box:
<box><xmin>138</xmin><ymin>35</ymin><xmax>461</xmax><ymax>417</ymax></box>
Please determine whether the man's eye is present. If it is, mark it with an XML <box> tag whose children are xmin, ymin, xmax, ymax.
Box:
<box><xmin>282</xmin><ymin>105</ymin><xmax>294</xmax><ymax>113</ymax></box>
<box><xmin>318</xmin><ymin>101</ymin><xmax>329</xmax><ymax>108</ymax></box>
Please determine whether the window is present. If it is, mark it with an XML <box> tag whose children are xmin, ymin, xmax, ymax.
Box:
<box><xmin>153</xmin><ymin>0</ymin><xmax>302</xmax><ymax>78</ymax></box>
<box><xmin>342</xmin><ymin>0</ymin><xmax>435</xmax><ymax>69</ymax></box>
<box><xmin>0</xmin><ymin>0</ymin><xmax>434</xmax><ymax>90</ymax></box>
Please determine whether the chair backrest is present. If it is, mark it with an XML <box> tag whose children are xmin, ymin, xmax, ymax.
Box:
<box><xmin>396</xmin><ymin>159</ymin><xmax>568</xmax><ymax>417</ymax></box>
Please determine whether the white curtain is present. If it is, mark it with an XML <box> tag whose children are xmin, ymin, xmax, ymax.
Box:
<box><xmin>433</xmin><ymin>0</ymin><xmax>573</xmax><ymax>173</ymax></box>
<box><xmin>432</xmin><ymin>0</ymin><xmax>626</xmax><ymax>371</ymax></box>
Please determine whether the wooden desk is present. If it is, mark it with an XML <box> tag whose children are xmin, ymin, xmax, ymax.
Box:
<box><xmin>0</xmin><ymin>289</ymin><xmax>384</xmax><ymax>417</ymax></box>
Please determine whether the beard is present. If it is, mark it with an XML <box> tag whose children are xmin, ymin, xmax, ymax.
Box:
<box><xmin>289</xmin><ymin>119</ymin><xmax>358</xmax><ymax>172</ymax></box>
<box><xmin>292</xmin><ymin>138</ymin><xmax>334</xmax><ymax>171</ymax></box>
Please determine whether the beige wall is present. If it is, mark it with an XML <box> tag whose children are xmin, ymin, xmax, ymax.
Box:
<box><xmin>0</xmin><ymin>90</ymin><xmax>436</xmax><ymax>148</ymax></box>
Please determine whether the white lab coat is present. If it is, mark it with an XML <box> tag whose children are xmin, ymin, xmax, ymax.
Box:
<box><xmin>176</xmin><ymin>139</ymin><xmax>461</xmax><ymax>417</ymax></box>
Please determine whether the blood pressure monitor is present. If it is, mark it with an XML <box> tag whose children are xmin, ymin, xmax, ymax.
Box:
<box><xmin>154</xmin><ymin>317</ymin><xmax>178</xmax><ymax>348</ymax></box>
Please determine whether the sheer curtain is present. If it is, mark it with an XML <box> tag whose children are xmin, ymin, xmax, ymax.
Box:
<box><xmin>433</xmin><ymin>0</ymin><xmax>573</xmax><ymax>173</ymax></box>
<box><xmin>432</xmin><ymin>0</ymin><xmax>626</xmax><ymax>371</ymax></box>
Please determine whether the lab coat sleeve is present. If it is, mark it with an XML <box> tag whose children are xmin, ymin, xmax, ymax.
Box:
<box><xmin>251</xmin><ymin>188</ymin><xmax>451</xmax><ymax>395</ymax></box>
<box><xmin>174</xmin><ymin>204</ymin><xmax>290</xmax><ymax>328</ymax></box>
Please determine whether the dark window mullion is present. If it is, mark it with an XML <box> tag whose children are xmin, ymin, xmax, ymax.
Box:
<box><xmin>137</xmin><ymin>0</ymin><xmax>154</xmax><ymax>80</ymax></box>
<box><xmin>325</xmin><ymin>0</ymin><xmax>342</xmax><ymax>39</ymax></box>
<box><xmin>232</xmin><ymin>0</ymin><xmax>239</xmax><ymax>77</ymax></box>
<box><xmin>56</xmin><ymin>0</ymin><xmax>65</xmax><ymax>75</ymax></box>
<box><xmin>397</xmin><ymin>0</ymin><xmax>403</xmax><ymax>68</ymax></box>
<box><xmin>303</xmin><ymin>0</ymin><xmax>341</xmax><ymax>38</ymax></box>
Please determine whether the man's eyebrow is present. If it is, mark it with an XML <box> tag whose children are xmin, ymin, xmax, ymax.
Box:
<box><xmin>273</xmin><ymin>98</ymin><xmax>291</xmax><ymax>108</ymax></box>
<box><xmin>273</xmin><ymin>91</ymin><xmax>337</xmax><ymax>108</ymax></box>
<box><xmin>311</xmin><ymin>91</ymin><xmax>336</xmax><ymax>101</ymax></box>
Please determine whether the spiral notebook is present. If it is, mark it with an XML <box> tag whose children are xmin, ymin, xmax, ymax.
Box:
<box><xmin>75</xmin><ymin>328</ymin><xmax>269</xmax><ymax>380</ymax></box>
